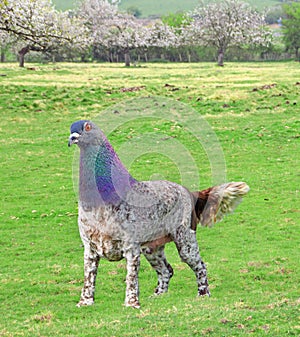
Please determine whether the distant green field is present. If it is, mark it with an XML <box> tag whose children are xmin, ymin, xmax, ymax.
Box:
<box><xmin>0</xmin><ymin>61</ymin><xmax>299</xmax><ymax>336</ymax></box>
<box><xmin>52</xmin><ymin>0</ymin><xmax>76</xmax><ymax>11</ymax></box>
<box><xmin>52</xmin><ymin>0</ymin><xmax>282</xmax><ymax>15</ymax></box>
<box><xmin>119</xmin><ymin>0</ymin><xmax>282</xmax><ymax>16</ymax></box>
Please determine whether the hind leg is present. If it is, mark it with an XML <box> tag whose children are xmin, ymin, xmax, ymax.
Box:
<box><xmin>174</xmin><ymin>228</ymin><xmax>210</xmax><ymax>297</ymax></box>
<box><xmin>142</xmin><ymin>245</ymin><xmax>173</xmax><ymax>295</ymax></box>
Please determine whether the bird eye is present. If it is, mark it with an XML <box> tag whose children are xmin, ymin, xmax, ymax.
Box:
<box><xmin>84</xmin><ymin>123</ymin><xmax>92</xmax><ymax>132</ymax></box>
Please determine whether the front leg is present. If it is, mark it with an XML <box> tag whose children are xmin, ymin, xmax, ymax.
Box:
<box><xmin>77</xmin><ymin>245</ymin><xmax>100</xmax><ymax>307</ymax></box>
<box><xmin>124</xmin><ymin>247</ymin><xmax>141</xmax><ymax>309</ymax></box>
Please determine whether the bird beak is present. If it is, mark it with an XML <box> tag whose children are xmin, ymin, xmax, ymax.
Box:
<box><xmin>68</xmin><ymin>132</ymin><xmax>80</xmax><ymax>147</ymax></box>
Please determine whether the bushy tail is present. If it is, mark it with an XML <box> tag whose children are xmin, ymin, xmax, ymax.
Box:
<box><xmin>192</xmin><ymin>182</ymin><xmax>250</xmax><ymax>227</ymax></box>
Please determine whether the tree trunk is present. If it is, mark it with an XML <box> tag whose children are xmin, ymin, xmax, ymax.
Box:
<box><xmin>0</xmin><ymin>50</ymin><xmax>5</xmax><ymax>63</ymax></box>
<box><xmin>124</xmin><ymin>50</ymin><xmax>130</xmax><ymax>67</ymax></box>
<box><xmin>187</xmin><ymin>52</ymin><xmax>191</xmax><ymax>63</ymax></box>
<box><xmin>217</xmin><ymin>48</ymin><xmax>225</xmax><ymax>66</ymax></box>
<box><xmin>18</xmin><ymin>46</ymin><xmax>30</xmax><ymax>67</ymax></box>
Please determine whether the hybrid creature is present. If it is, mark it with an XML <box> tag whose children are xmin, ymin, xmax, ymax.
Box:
<box><xmin>68</xmin><ymin>120</ymin><xmax>249</xmax><ymax>308</ymax></box>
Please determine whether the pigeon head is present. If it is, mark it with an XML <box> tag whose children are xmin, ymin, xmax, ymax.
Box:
<box><xmin>68</xmin><ymin>120</ymin><xmax>102</xmax><ymax>147</ymax></box>
<box><xmin>68</xmin><ymin>119</ymin><xmax>137</xmax><ymax>205</ymax></box>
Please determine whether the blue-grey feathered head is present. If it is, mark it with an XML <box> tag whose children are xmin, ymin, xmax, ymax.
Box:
<box><xmin>68</xmin><ymin>120</ymin><xmax>136</xmax><ymax>204</ymax></box>
<box><xmin>68</xmin><ymin>120</ymin><xmax>102</xmax><ymax>147</ymax></box>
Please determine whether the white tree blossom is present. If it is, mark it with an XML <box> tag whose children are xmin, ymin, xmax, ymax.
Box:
<box><xmin>103</xmin><ymin>22</ymin><xmax>151</xmax><ymax>65</ymax></box>
<box><xmin>0</xmin><ymin>30</ymin><xmax>15</xmax><ymax>61</ymax></box>
<box><xmin>148</xmin><ymin>22</ymin><xmax>178</xmax><ymax>48</ymax></box>
<box><xmin>185</xmin><ymin>0</ymin><xmax>273</xmax><ymax>65</ymax></box>
<box><xmin>0</xmin><ymin>0</ymin><xmax>89</xmax><ymax>66</ymax></box>
<box><xmin>78</xmin><ymin>0</ymin><xmax>118</xmax><ymax>46</ymax></box>
<box><xmin>103</xmin><ymin>13</ymin><xmax>149</xmax><ymax>66</ymax></box>
<box><xmin>79</xmin><ymin>0</ymin><xmax>152</xmax><ymax>66</ymax></box>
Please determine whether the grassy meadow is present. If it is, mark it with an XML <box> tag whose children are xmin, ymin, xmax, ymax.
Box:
<box><xmin>0</xmin><ymin>61</ymin><xmax>299</xmax><ymax>336</ymax></box>
<box><xmin>118</xmin><ymin>0</ymin><xmax>281</xmax><ymax>16</ymax></box>
<box><xmin>52</xmin><ymin>0</ymin><xmax>283</xmax><ymax>15</ymax></box>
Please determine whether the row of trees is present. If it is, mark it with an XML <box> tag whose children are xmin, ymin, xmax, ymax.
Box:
<box><xmin>0</xmin><ymin>0</ymin><xmax>299</xmax><ymax>67</ymax></box>
<box><xmin>282</xmin><ymin>1</ymin><xmax>300</xmax><ymax>59</ymax></box>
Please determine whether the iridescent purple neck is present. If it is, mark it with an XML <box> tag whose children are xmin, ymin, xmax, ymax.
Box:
<box><xmin>79</xmin><ymin>135</ymin><xmax>136</xmax><ymax>206</ymax></box>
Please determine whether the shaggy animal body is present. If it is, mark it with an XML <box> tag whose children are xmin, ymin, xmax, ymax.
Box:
<box><xmin>68</xmin><ymin>120</ymin><xmax>249</xmax><ymax>308</ymax></box>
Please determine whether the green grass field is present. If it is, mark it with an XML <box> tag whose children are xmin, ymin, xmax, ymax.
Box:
<box><xmin>52</xmin><ymin>0</ymin><xmax>76</xmax><ymax>11</ymax></box>
<box><xmin>118</xmin><ymin>0</ymin><xmax>281</xmax><ymax>16</ymax></box>
<box><xmin>0</xmin><ymin>61</ymin><xmax>299</xmax><ymax>336</ymax></box>
<box><xmin>52</xmin><ymin>0</ymin><xmax>282</xmax><ymax>15</ymax></box>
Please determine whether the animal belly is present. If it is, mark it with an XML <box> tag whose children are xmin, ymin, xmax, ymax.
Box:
<box><xmin>86</xmin><ymin>227</ymin><xmax>124</xmax><ymax>261</ymax></box>
<box><xmin>100</xmin><ymin>236</ymin><xmax>124</xmax><ymax>261</ymax></box>
<box><xmin>142</xmin><ymin>235</ymin><xmax>173</xmax><ymax>253</ymax></box>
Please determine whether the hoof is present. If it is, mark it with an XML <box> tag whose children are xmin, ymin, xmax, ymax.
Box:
<box><xmin>125</xmin><ymin>299</ymin><xmax>141</xmax><ymax>309</ymax></box>
<box><xmin>154</xmin><ymin>287</ymin><xmax>168</xmax><ymax>296</ymax></box>
<box><xmin>198</xmin><ymin>288</ymin><xmax>211</xmax><ymax>297</ymax></box>
<box><xmin>76</xmin><ymin>298</ymin><xmax>94</xmax><ymax>307</ymax></box>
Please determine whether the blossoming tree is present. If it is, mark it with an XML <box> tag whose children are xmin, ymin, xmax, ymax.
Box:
<box><xmin>186</xmin><ymin>0</ymin><xmax>272</xmax><ymax>66</ymax></box>
<box><xmin>0</xmin><ymin>0</ymin><xmax>89</xmax><ymax>66</ymax></box>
